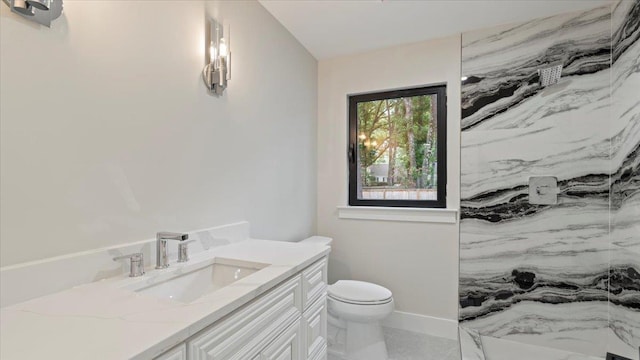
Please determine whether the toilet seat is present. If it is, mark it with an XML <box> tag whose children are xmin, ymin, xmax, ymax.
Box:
<box><xmin>328</xmin><ymin>280</ymin><xmax>392</xmax><ymax>305</ymax></box>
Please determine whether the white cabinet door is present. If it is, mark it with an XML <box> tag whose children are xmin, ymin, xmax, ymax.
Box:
<box><xmin>259</xmin><ymin>320</ymin><xmax>302</xmax><ymax>360</ymax></box>
<box><xmin>302</xmin><ymin>296</ymin><xmax>327</xmax><ymax>360</ymax></box>
<box><xmin>301</xmin><ymin>259</ymin><xmax>327</xmax><ymax>309</ymax></box>
<box><xmin>155</xmin><ymin>344</ymin><xmax>187</xmax><ymax>360</ymax></box>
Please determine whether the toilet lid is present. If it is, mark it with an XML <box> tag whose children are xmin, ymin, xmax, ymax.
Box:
<box><xmin>328</xmin><ymin>280</ymin><xmax>392</xmax><ymax>305</ymax></box>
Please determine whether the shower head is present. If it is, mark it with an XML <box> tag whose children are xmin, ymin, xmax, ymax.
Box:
<box><xmin>538</xmin><ymin>64</ymin><xmax>563</xmax><ymax>87</ymax></box>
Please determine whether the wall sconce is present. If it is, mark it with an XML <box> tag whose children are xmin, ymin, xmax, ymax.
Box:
<box><xmin>202</xmin><ymin>18</ymin><xmax>230</xmax><ymax>96</ymax></box>
<box><xmin>2</xmin><ymin>0</ymin><xmax>63</xmax><ymax>27</ymax></box>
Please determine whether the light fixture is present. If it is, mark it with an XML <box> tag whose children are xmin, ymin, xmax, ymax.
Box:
<box><xmin>11</xmin><ymin>0</ymin><xmax>33</xmax><ymax>15</ymax></box>
<box><xmin>2</xmin><ymin>0</ymin><xmax>62</xmax><ymax>26</ymax></box>
<box><xmin>202</xmin><ymin>18</ymin><xmax>230</xmax><ymax>96</ymax></box>
<box><xmin>26</xmin><ymin>0</ymin><xmax>50</xmax><ymax>10</ymax></box>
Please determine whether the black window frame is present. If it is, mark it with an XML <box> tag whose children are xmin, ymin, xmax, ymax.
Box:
<box><xmin>348</xmin><ymin>84</ymin><xmax>447</xmax><ymax>208</ymax></box>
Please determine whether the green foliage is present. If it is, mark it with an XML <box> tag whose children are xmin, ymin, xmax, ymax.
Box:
<box><xmin>357</xmin><ymin>94</ymin><xmax>438</xmax><ymax>188</ymax></box>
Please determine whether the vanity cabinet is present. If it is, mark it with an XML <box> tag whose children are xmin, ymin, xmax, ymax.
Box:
<box><xmin>188</xmin><ymin>274</ymin><xmax>302</xmax><ymax>360</ymax></box>
<box><xmin>156</xmin><ymin>257</ymin><xmax>327</xmax><ymax>360</ymax></box>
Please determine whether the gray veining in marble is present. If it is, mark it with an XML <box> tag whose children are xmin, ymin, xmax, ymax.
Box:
<box><xmin>460</xmin><ymin>2</ymin><xmax>640</xmax><ymax>358</ymax></box>
<box><xmin>481</xmin><ymin>334</ymin><xmax>605</xmax><ymax>360</ymax></box>
<box><xmin>610</xmin><ymin>0</ymin><xmax>640</xmax><ymax>358</ymax></box>
<box><xmin>459</xmin><ymin>327</ymin><xmax>485</xmax><ymax>360</ymax></box>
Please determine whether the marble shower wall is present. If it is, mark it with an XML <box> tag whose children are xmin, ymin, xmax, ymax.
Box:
<box><xmin>459</xmin><ymin>4</ymin><xmax>637</xmax><ymax>358</ymax></box>
<box><xmin>610</xmin><ymin>1</ymin><xmax>640</xmax><ymax>358</ymax></box>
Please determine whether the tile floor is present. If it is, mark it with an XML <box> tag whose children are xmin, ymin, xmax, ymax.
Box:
<box><xmin>328</xmin><ymin>327</ymin><xmax>461</xmax><ymax>360</ymax></box>
<box><xmin>385</xmin><ymin>327</ymin><xmax>461</xmax><ymax>360</ymax></box>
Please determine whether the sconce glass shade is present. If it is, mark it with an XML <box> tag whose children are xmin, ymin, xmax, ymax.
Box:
<box><xmin>26</xmin><ymin>0</ymin><xmax>50</xmax><ymax>10</ymax></box>
<box><xmin>11</xmin><ymin>0</ymin><xmax>34</xmax><ymax>15</ymax></box>
<box><xmin>219</xmin><ymin>39</ymin><xmax>228</xmax><ymax>57</ymax></box>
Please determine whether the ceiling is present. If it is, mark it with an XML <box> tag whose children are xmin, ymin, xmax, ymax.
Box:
<box><xmin>258</xmin><ymin>0</ymin><xmax>613</xmax><ymax>60</ymax></box>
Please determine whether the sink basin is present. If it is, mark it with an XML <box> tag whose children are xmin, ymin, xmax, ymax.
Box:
<box><xmin>131</xmin><ymin>258</ymin><xmax>268</xmax><ymax>303</ymax></box>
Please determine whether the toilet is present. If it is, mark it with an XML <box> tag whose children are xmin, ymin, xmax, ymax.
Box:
<box><xmin>300</xmin><ymin>236</ymin><xmax>394</xmax><ymax>360</ymax></box>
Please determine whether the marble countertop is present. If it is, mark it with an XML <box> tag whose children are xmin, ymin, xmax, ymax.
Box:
<box><xmin>0</xmin><ymin>239</ymin><xmax>330</xmax><ymax>360</ymax></box>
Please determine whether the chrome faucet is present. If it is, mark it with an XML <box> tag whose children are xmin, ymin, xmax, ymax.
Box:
<box><xmin>156</xmin><ymin>231</ymin><xmax>189</xmax><ymax>269</ymax></box>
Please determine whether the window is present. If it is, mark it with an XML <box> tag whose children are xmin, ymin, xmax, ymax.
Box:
<box><xmin>348</xmin><ymin>84</ymin><xmax>447</xmax><ymax>208</ymax></box>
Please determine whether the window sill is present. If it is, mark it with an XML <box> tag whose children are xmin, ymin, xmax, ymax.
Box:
<box><xmin>336</xmin><ymin>206</ymin><xmax>458</xmax><ymax>224</ymax></box>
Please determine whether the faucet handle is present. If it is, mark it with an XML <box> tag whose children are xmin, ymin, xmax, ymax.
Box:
<box><xmin>113</xmin><ymin>252</ymin><xmax>145</xmax><ymax>277</ymax></box>
<box><xmin>177</xmin><ymin>240</ymin><xmax>196</xmax><ymax>263</ymax></box>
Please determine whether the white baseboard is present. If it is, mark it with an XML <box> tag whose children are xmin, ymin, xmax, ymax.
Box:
<box><xmin>382</xmin><ymin>310</ymin><xmax>459</xmax><ymax>340</ymax></box>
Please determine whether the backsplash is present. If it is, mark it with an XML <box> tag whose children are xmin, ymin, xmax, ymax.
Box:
<box><xmin>0</xmin><ymin>221</ymin><xmax>250</xmax><ymax>307</ymax></box>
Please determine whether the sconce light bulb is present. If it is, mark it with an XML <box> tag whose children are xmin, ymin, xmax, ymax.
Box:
<box><xmin>210</xmin><ymin>42</ymin><xmax>217</xmax><ymax>62</ymax></box>
<box><xmin>219</xmin><ymin>39</ymin><xmax>228</xmax><ymax>58</ymax></box>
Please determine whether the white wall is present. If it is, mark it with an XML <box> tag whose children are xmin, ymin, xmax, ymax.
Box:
<box><xmin>317</xmin><ymin>36</ymin><xmax>461</xmax><ymax>320</ymax></box>
<box><xmin>0</xmin><ymin>0</ymin><xmax>317</xmax><ymax>266</ymax></box>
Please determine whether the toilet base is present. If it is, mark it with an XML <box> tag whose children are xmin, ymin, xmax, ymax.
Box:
<box><xmin>327</xmin><ymin>313</ymin><xmax>388</xmax><ymax>360</ymax></box>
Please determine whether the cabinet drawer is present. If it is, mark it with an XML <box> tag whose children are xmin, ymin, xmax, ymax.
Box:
<box><xmin>188</xmin><ymin>275</ymin><xmax>302</xmax><ymax>360</ymax></box>
<box><xmin>155</xmin><ymin>344</ymin><xmax>187</xmax><ymax>360</ymax></box>
<box><xmin>259</xmin><ymin>319</ymin><xmax>303</xmax><ymax>360</ymax></box>
<box><xmin>301</xmin><ymin>258</ymin><xmax>327</xmax><ymax>309</ymax></box>
<box><xmin>302</xmin><ymin>296</ymin><xmax>327</xmax><ymax>360</ymax></box>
